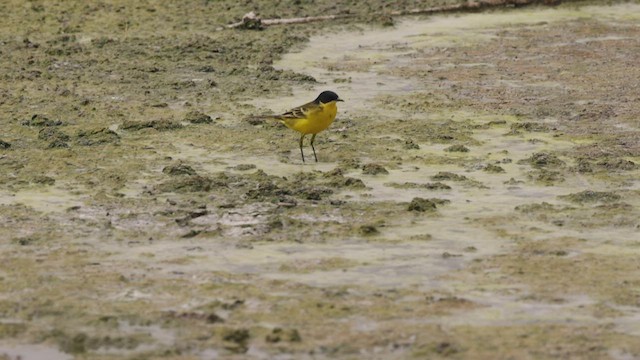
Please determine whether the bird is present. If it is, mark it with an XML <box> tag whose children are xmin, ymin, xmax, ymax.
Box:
<box><xmin>255</xmin><ymin>91</ymin><xmax>344</xmax><ymax>163</ymax></box>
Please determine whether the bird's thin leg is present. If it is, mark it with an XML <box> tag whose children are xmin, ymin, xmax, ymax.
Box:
<box><xmin>299</xmin><ymin>134</ymin><xmax>306</xmax><ymax>163</ymax></box>
<box><xmin>310</xmin><ymin>134</ymin><xmax>318</xmax><ymax>162</ymax></box>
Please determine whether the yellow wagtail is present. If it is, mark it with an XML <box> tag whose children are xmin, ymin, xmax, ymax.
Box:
<box><xmin>258</xmin><ymin>91</ymin><xmax>344</xmax><ymax>163</ymax></box>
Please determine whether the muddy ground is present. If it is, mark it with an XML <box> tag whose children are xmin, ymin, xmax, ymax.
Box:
<box><xmin>1</xmin><ymin>0</ymin><xmax>640</xmax><ymax>359</ymax></box>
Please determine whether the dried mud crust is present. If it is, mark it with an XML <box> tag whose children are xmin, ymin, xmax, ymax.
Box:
<box><xmin>1</xmin><ymin>1</ymin><xmax>640</xmax><ymax>360</ymax></box>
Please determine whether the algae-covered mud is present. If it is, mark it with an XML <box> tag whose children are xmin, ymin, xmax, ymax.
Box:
<box><xmin>2</xmin><ymin>1</ymin><xmax>640</xmax><ymax>359</ymax></box>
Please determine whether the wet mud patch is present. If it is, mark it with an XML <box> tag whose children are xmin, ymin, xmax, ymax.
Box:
<box><xmin>459</xmin><ymin>236</ymin><xmax>640</xmax><ymax>307</ymax></box>
<box><xmin>121</xmin><ymin>119</ymin><xmax>183</xmax><ymax>132</ymax></box>
<box><xmin>2</xmin><ymin>1</ymin><xmax>640</xmax><ymax>358</ymax></box>
<box><xmin>75</xmin><ymin>127</ymin><xmax>120</xmax><ymax>146</ymax></box>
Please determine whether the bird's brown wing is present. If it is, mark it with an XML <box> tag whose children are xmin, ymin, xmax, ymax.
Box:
<box><xmin>247</xmin><ymin>100</ymin><xmax>320</xmax><ymax>125</ymax></box>
<box><xmin>276</xmin><ymin>101</ymin><xmax>319</xmax><ymax>120</ymax></box>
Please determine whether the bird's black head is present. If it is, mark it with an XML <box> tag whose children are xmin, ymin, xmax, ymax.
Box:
<box><xmin>315</xmin><ymin>91</ymin><xmax>343</xmax><ymax>104</ymax></box>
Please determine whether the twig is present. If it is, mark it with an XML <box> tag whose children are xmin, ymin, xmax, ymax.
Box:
<box><xmin>227</xmin><ymin>0</ymin><xmax>561</xmax><ymax>29</ymax></box>
<box><xmin>390</xmin><ymin>0</ymin><xmax>560</xmax><ymax>16</ymax></box>
<box><xmin>227</xmin><ymin>11</ymin><xmax>351</xmax><ymax>29</ymax></box>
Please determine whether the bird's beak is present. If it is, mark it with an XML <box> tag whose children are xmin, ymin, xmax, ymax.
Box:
<box><xmin>337</xmin><ymin>98</ymin><xmax>344</xmax><ymax>102</ymax></box>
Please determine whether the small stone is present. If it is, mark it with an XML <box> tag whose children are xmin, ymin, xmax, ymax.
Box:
<box><xmin>238</xmin><ymin>11</ymin><xmax>263</xmax><ymax>30</ymax></box>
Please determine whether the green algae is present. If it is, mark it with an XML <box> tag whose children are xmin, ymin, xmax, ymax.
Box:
<box><xmin>21</xmin><ymin>114</ymin><xmax>64</xmax><ymax>127</ymax></box>
<box><xmin>509</xmin><ymin>121</ymin><xmax>553</xmax><ymax>133</ymax></box>
<box><xmin>361</xmin><ymin>163</ymin><xmax>389</xmax><ymax>175</ymax></box>
<box><xmin>444</xmin><ymin>144</ymin><xmax>470</xmax><ymax>153</ymax></box>
<box><xmin>407</xmin><ymin>197</ymin><xmax>437</xmax><ymax>212</ymax></box>
<box><xmin>75</xmin><ymin>127</ymin><xmax>120</xmax><ymax>146</ymax></box>
<box><xmin>385</xmin><ymin>181</ymin><xmax>452</xmax><ymax>190</ymax></box>
<box><xmin>483</xmin><ymin>164</ymin><xmax>506</xmax><ymax>173</ymax></box>
<box><xmin>183</xmin><ymin>110</ymin><xmax>214</xmax><ymax>124</ymax></box>
<box><xmin>431</xmin><ymin>172</ymin><xmax>468</xmax><ymax>182</ymax></box>
<box><xmin>279</xmin><ymin>257</ymin><xmax>360</xmax><ymax>273</ymax></box>
<box><xmin>162</xmin><ymin>163</ymin><xmax>198</xmax><ymax>177</ymax></box>
<box><xmin>2</xmin><ymin>1</ymin><xmax>640</xmax><ymax>359</ymax></box>
<box><xmin>518</xmin><ymin>152</ymin><xmax>566</xmax><ymax>168</ymax></box>
<box><xmin>38</xmin><ymin>127</ymin><xmax>70</xmax><ymax>142</ymax></box>
<box><xmin>559</xmin><ymin>190</ymin><xmax>622</xmax><ymax>204</ymax></box>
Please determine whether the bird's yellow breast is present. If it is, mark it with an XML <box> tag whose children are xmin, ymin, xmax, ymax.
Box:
<box><xmin>283</xmin><ymin>102</ymin><xmax>338</xmax><ymax>135</ymax></box>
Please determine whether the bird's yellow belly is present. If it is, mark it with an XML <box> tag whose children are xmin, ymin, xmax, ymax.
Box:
<box><xmin>284</xmin><ymin>104</ymin><xmax>337</xmax><ymax>135</ymax></box>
